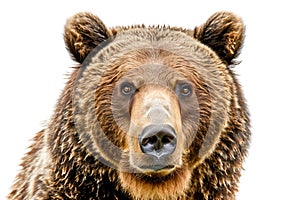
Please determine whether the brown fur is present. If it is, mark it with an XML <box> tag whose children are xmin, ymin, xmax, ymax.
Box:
<box><xmin>8</xmin><ymin>11</ymin><xmax>250</xmax><ymax>200</ymax></box>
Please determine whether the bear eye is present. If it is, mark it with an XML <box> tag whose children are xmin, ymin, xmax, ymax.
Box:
<box><xmin>121</xmin><ymin>82</ymin><xmax>136</xmax><ymax>96</ymax></box>
<box><xmin>175</xmin><ymin>82</ymin><xmax>192</xmax><ymax>97</ymax></box>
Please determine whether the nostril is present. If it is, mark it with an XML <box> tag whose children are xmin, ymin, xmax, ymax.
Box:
<box><xmin>161</xmin><ymin>135</ymin><xmax>175</xmax><ymax>144</ymax></box>
<box><xmin>141</xmin><ymin>136</ymin><xmax>157</xmax><ymax>146</ymax></box>
<box><xmin>139</xmin><ymin>125</ymin><xmax>177</xmax><ymax>157</ymax></box>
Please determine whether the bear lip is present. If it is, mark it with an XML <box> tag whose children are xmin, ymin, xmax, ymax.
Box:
<box><xmin>136</xmin><ymin>164</ymin><xmax>176</xmax><ymax>176</ymax></box>
<box><xmin>139</xmin><ymin>164</ymin><xmax>175</xmax><ymax>171</ymax></box>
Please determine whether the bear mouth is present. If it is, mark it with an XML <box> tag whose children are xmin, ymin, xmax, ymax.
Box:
<box><xmin>124</xmin><ymin>164</ymin><xmax>188</xmax><ymax>185</ymax></box>
<box><xmin>133</xmin><ymin>167</ymin><xmax>177</xmax><ymax>182</ymax></box>
<box><xmin>137</xmin><ymin>164</ymin><xmax>176</xmax><ymax>177</ymax></box>
<box><xmin>126</xmin><ymin>151</ymin><xmax>183</xmax><ymax>177</ymax></box>
<box><xmin>119</xmin><ymin>165</ymin><xmax>191</xmax><ymax>199</ymax></box>
<box><xmin>139</xmin><ymin>164</ymin><xmax>175</xmax><ymax>171</ymax></box>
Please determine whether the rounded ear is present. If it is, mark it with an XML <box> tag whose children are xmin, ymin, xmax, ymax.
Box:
<box><xmin>64</xmin><ymin>12</ymin><xmax>112</xmax><ymax>63</ymax></box>
<box><xmin>194</xmin><ymin>12</ymin><xmax>245</xmax><ymax>65</ymax></box>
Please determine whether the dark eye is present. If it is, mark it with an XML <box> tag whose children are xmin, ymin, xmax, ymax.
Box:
<box><xmin>175</xmin><ymin>82</ymin><xmax>192</xmax><ymax>97</ymax></box>
<box><xmin>121</xmin><ymin>82</ymin><xmax>136</xmax><ymax>96</ymax></box>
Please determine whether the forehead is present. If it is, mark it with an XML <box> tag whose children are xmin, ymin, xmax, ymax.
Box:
<box><xmin>89</xmin><ymin>27</ymin><xmax>220</xmax><ymax>69</ymax></box>
<box><xmin>79</xmin><ymin>28</ymin><xmax>225</xmax><ymax>89</ymax></box>
<box><xmin>118</xmin><ymin>62</ymin><xmax>189</xmax><ymax>87</ymax></box>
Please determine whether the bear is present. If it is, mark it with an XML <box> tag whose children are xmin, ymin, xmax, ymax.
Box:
<box><xmin>8</xmin><ymin>11</ymin><xmax>250</xmax><ymax>200</ymax></box>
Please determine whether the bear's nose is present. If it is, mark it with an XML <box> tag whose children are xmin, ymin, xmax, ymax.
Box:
<box><xmin>139</xmin><ymin>124</ymin><xmax>177</xmax><ymax>158</ymax></box>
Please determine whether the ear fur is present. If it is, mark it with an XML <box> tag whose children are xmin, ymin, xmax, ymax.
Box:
<box><xmin>64</xmin><ymin>12</ymin><xmax>112</xmax><ymax>63</ymax></box>
<box><xmin>194</xmin><ymin>12</ymin><xmax>245</xmax><ymax>65</ymax></box>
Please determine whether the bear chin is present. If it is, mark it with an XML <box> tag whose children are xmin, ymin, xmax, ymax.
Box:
<box><xmin>119</xmin><ymin>166</ymin><xmax>191</xmax><ymax>200</ymax></box>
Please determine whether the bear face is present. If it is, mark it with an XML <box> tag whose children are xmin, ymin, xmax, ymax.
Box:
<box><xmin>66</xmin><ymin>12</ymin><xmax>248</xmax><ymax>199</ymax></box>
<box><xmin>9</xmin><ymin>11</ymin><xmax>250</xmax><ymax>200</ymax></box>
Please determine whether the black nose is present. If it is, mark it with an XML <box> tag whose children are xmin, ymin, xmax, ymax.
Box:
<box><xmin>139</xmin><ymin>124</ymin><xmax>177</xmax><ymax>158</ymax></box>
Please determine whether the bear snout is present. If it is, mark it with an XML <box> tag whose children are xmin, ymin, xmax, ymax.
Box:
<box><xmin>127</xmin><ymin>84</ymin><xmax>184</xmax><ymax>174</ymax></box>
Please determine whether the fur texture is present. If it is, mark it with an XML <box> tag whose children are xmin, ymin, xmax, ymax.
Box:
<box><xmin>8</xmin><ymin>11</ymin><xmax>250</xmax><ymax>200</ymax></box>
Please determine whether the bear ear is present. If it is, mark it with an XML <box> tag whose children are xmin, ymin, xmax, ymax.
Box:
<box><xmin>194</xmin><ymin>12</ymin><xmax>245</xmax><ymax>65</ymax></box>
<box><xmin>64</xmin><ymin>12</ymin><xmax>112</xmax><ymax>63</ymax></box>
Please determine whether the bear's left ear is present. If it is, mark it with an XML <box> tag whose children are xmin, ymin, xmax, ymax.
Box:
<box><xmin>64</xmin><ymin>12</ymin><xmax>112</xmax><ymax>63</ymax></box>
<box><xmin>194</xmin><ymin>12</ymin><xmax>245</xmax><ymax>65</ymax></box>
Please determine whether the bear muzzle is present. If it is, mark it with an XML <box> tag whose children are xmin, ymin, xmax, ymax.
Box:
<box><xmin>127</xmin><ymin>85</ymin><xmax>183</xmax><ymax>175</ymax></box>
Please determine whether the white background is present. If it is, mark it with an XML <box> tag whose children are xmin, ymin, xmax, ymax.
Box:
<box><xmin>1</xmin><ymin>1</ymin><xmax>299</xmax><ymax>199</ymax></box>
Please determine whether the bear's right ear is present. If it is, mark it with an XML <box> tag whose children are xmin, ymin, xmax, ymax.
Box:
<box><xmin>64</xmin><ymin>12</ymin><xmax>112</xmax><ymax>63</ymax></box>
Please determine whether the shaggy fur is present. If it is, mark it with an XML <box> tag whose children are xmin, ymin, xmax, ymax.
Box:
<box><xmin>8</xmin><ymin>12</ymin><xmax>250</xmax><ymax>200</ymax></box>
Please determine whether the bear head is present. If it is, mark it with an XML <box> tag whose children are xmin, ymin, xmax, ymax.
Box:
<box><xmin>64</xmin><ymin>12</ymin><xmax>247</xmax><ymax>199</ymax></box>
